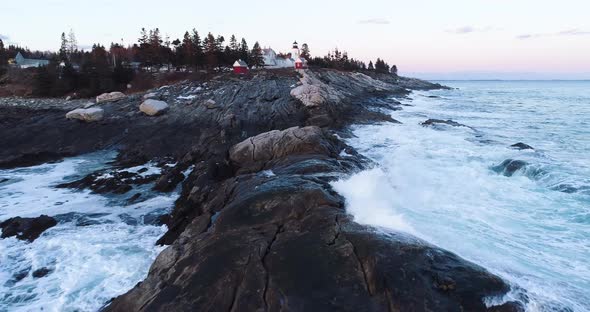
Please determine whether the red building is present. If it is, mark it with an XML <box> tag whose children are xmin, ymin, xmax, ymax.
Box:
<box><xmin>233</xmin><ymin>60</ymin><xmax>249</xmax><ymax>74</ymax></box>
<box><xmin>295</xmin><ymin>57</ymin><xmax>307</xmax><ymax>69</ymax></box>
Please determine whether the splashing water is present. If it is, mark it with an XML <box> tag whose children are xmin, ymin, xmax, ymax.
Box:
<box><xmin>0</xmin><ymin>152</ymin><xmax>177</xmax><ymax>311</ymax></box>
<box><xmin>332</xmin><ymin>81</ymin><xmax>590</xmax><ymax>311</ymax></box>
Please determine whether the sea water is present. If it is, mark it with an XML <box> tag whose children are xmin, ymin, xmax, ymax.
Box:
<box><xmin>332</xmin><ymin>81</ymin><xmax>590</xmax><ymax>311</ymax></box>
<box><xmin>0</xmin><ymin>152</ymin><xmax>178</xmax><ymax>311</ymax></box>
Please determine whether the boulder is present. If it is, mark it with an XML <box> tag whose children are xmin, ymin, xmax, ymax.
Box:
<box><xmin>492</xmin><ymin>159</ymin><xmax>528</xmax><ymax>177</ymax></box>
<box><xmin>32</xmin><ymin>267</ymin><xmax>52</xmax><ymax>278</ymax></box>
<box><xmin>96</xmin><ymin>91</ymin><xmax>125</xmax><ymax>103</ymax></box>
<box><xmin>0</xmin><ymin>215</ymin><xmax>57</xmax><ymax>242</ymax></box>
<box><xmin>140</xmin><ymin>99</ymin><xmax>169</xmax><ymax>116</ymax></box>
<box><xmin>65</xmin><ymin>107</ymin><xmax>104</xmax><ymax>122</ymax></box>
<box><xmin>229</xmin><ymin>126</ymin><xmax>337</xmax><ymax>170</ymax></box>
<box><xmin>290</xmin><ymin>71</ymin><xmax>343</xmax><ymax>107</ymax></box>
<box><xmin>204</xmin><ymin>99</ymin><xmax>217</xmax><ymax>109</ymax></box>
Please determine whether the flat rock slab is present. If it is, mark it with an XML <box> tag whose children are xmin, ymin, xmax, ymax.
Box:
<box><xmin>65</xmin><ymin>107</ymin><xmax>104</xmax><ymax>122</ymax></box>
<box><xmin>96</xmin><ymin>91</ymin><xmax>125</xmax><ymax>103</ymax></box>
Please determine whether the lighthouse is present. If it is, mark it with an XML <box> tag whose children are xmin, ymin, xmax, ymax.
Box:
<box><xmin>292</xmin><ymin>41</ymin><xmax>300</xmax><ymax>59</ymax></box>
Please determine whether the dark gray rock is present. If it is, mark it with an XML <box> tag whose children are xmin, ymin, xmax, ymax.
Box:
<box><xmin>510</xmin><ymin>142</ymin><xmax>534</xmax><ymax>150</ymax></box>
<box><xmin>153</xmin><ymin>169</ymin><xmax>185</xmax><ymax>192</ymax></box>
<box><xmin>492</xmin><ymin>159</ymin><xmax>528</xmax><ymax>177</ymax></box>
<box><xmin>32</xmin><ymin>267</ymin><xmax>52</xmax><ymax>278</ymax></box>
<box><xmin>0</xmin><ymin>215</ymin><xmax>57</xmax><ymax>241</ymax></box>
<box><xmin>421</xmin><ymin>118</ymin><xmax>472</xmax><ymax>129</ymax></box>
<box><xmin>57</xmin><ymin>169</ymin><xmax>159</xmax><ymax>195</ymax></box>
<box><xmin>105</xmin><ymin>128</ymin><xmax>517</xmax><ymax>312</ymax></box>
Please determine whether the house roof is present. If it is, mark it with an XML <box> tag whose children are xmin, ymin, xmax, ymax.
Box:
<box><xmin>15</xmin><ymin>52</ymin><xmax>50</xmax><ymax>66</ymax></box>
<box><xmin>262</xmin><ymin>48</ymin><xmax>275</xmax><ymax>55</ymax></box>
<box><xmin>233</xmin><ymin>60</ymin><xmax>248</xmax><ymax>67</ymax></box>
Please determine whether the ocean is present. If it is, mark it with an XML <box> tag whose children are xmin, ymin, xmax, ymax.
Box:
<box><xmin>0</xmin><ymin>152</ymin><xmax>177</xmax><ymax>311</ymax></box>
<box><xmin>333</xmin><ymin>81</ymin><xmax>590</xmax><ymax>311</ymax></box>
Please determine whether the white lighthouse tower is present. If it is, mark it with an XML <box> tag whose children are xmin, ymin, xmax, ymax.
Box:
<box><xmin>291</xmin><ymin>41</ymin><xmax>300</xmax><ymax>59</ymax></box>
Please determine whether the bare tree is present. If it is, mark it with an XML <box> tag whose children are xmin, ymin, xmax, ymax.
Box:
<box><xmin>68</xmin><ymin>29</ymin><xmax>78</xmax><ymax>54</ymax></box>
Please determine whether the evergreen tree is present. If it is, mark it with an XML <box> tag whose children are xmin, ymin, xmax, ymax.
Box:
<box><xmin>0</xmin><ymin>39</ymin><xmax>7</xmax><ymax>75</ymax></box>
<box><xmin>239</xmin><ymin>38</ymin><xmax>249</xmax><ymax>62</ymax></box>
<box><xmin>215</xmin><ymin>35</ymin><xmax>225</xmax><ymax>51</ymax></box>
<box><xmin>138</xmin><ymin>28</ymin><xmax>148</xmax><ymax>45</ymax></box>
<box><xmin>300</xmin><ymin>43</ymin><xmax>310</xmax><ymax>59</ymax></box>
<box><xmin>249</xmin><ymin>42</ymin><xmax>264</xmax><ymax>68</ymax></box>
<box><xmin>229</xmin><ymin>35</ymin><xmax>239</xmax><ymax>55</ymax></box>
<box><xmin>374</xmin><ymin>58</ymin><xmax>390</xmax><ymax>74</ymax></box>
<box><xmin>59</xmin><ymin>32</ymin><xmax>68</xmax><ymax>62</ymax></box>
<box><xmin>191</xmin><ymin>29</ymin><xmax>203</xmax><ymax>68</ymax></box>
<box><xmin>171</xmin><ymin>38</ymin><xmax>182</xmax><ymax>68</ymax></box>
<box><xmin>137</xmin><ymin>28</ymin><xmax>150</xmax><ymax>67</ymax></box>
<box><xmin>368</xmin><ymin>61</ymin><xmax>374</xmax><ymax>71</ymax></box>
<box><xmin>204</xmin><ymin>32</ymin><xmax>218</xmax><ymax>68</ymax></box>
<box><xmin>390</xmin><ymin>65</ymin><xmax>398</xmax><ymax>75</ymax></box>
<box><xmin>149</xmin><ymin>28</ymin><xmax>163</xmax><ymax>68</ymax></box>
<box><xmin>215</xmin><ymin>35</ymin><xmax>227</xmax><ymax>65</ymax></box>
<box><xmin>181</xmin><ymin>31</ymin><xmax>194</xmax><ymax>68</ymax></box>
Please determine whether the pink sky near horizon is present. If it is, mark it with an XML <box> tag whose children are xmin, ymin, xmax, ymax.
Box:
<box><xmin>1</xmin><ymin>0</ymin><xmax>589</xmax><ymax>78</ymax></box>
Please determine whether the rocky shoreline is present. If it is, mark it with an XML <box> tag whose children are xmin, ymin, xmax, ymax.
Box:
<box><xmin>0</xmin><ymin>69</ymin><xmax>521</xmax><ymax>311</ymax></box>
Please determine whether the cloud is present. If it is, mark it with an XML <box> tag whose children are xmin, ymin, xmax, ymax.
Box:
<box><xmin>358</xmin><ymin>18</ymin><xmax>390</xmax><ymax>25</ymax></box>
<box><xmin>447</xmin><ymin>26</ymin><xmax>476</xmax><ymax>34</ymax></box>
<box><xmin>446</xmin><ymin>26</ymin><xmax>495</xmax><ymax>34</ymax></box>
<box><xmin>517</xmin><ymin>28</ymin><xmax>590</xmax><ymax>40</ymax></box>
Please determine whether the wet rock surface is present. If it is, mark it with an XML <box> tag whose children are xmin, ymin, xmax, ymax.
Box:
<box><xmin>1</xmin><ymin>69</ymin><xmax>518</xmax><ymax>311</ymax></box>
<box><xmin>510</xmin><ymin>142</ymin><xmax>534</xmax><ymax>150</ymax></box>
<box><xmin>56</xmin><ymin>168</ymin><xmax>160</xmax><ymax>194</ymax></box>
<box><xmin>0</xmin><ymin>215</ymin><xmax>57</xmax><ymax>241</ymax></box>
<box><xmin>421</xmin><ymin>118</ymin><xmax>473</xmax><ymax>129</ymax></box>
<box><xmin>32</xmin><ymin>267</ymin><xmax>52</xmax><ymax>278</ymax></box>
<box><xmin>105</xmin><ymin>125</ymin><xmax>519</xmax><ymax>312</ymax></box>
<box><xmin>492</xmin><ymin>159</ymin><xmax>528</xmax><ymax>177</ymax></box>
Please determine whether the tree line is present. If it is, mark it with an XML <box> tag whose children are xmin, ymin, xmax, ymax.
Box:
<box><xmin>0</xmin><ymin>28</ymin><xmax>398</xmax><ymax>98</ymax></box>
<box><xmin>307</xmin><ymin>48</ymin><xmax>397</xmax><ymax>75</ymax></box>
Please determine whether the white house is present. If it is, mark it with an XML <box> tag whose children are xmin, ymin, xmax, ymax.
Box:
<box><xmin>15</xmin><ymin>52</ymin><xmax>50</xmax><ymax>68</ymax></box>
<box><xmin>262</xmin><ymin>41</ymin><xmax>305</xmax><ymax>69</ymax></box>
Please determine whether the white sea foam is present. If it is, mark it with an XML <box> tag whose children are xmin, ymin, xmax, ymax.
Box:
<box><xmin>331</xmin><ymin>168</ymin><xmax>415</xmax><ymax>234</ymax></box>
<box><xmin>333</xmin><ymin>81</ymin><xmax>590</xmax><ymax>311</ymax></box>
<box><xmin>0</xmin><ymin>152</ymin><xmax>178</xmax><ymax>311</ymax></box>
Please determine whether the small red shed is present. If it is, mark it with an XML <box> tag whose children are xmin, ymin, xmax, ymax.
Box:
<box><xmin>233</xmin><ymin>60</ymin><xmax>249</xmax><ymax>74</ymax></box>
<box><xmin>295</xmin><ymin>57</ymin><xmax>307</xmax><ymax>69</ymax></box>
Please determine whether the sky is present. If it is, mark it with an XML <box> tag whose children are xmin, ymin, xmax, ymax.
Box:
<box><xmin>1</xmin><ymin>0</ymin><xmax>590</xmax><ymax>79</ymax></box>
